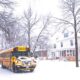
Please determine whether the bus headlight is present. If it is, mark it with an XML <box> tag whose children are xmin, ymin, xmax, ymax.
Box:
<box><xmin>15</xmin><ymin>59</ymin><xmax>23</xmax><ymax>66</ymax></box>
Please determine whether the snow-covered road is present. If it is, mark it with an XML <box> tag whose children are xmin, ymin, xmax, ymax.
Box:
<box><xmin>0</xmin><ymin>60</ymin><xmax>80</xmax><ymax>80</ymax></box>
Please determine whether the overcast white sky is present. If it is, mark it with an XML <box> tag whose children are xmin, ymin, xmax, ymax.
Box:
<box><xmin>13</xmin><ymin>0</ymin><xmax>63</xmax><ymax>44</ymax></box>
<box><xmin>14</xmin><ymin>0</ymin><xmax>61</xmax><ymax>17</ymax></box>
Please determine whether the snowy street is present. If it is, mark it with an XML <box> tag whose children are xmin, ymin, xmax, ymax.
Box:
<box><xmin>0</xmin><ymin>60</ymin><xmax>80</xmax><ymax>80</ymax></box>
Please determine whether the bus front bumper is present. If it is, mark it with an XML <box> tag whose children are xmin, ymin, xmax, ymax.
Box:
<box><xmin>16</xmin><ymin>65</ymin><xmax>36</xmax><ymax>71</ymax></box>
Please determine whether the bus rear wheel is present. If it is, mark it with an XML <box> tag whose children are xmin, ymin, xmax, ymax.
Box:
<box><xmin>2</xmin><ymin>62</ymin><xmax>6</xmax><ymax>69</ymax></box>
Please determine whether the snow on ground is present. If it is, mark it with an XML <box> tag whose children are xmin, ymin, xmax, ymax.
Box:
<box><xmin>0</xmin><ymin>60</ymin><xmax>80</xmax><ymax>80</ymax></box>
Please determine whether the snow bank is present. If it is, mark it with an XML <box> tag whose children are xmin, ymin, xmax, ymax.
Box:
<box><xmin>0</xmin><ymin>60</ymin><xmax>80</xmax><ymax>80</ymax></box>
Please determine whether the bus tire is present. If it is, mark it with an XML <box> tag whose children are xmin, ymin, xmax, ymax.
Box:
<box><xmin>2</xmin><ymin>62</ymin><xmax>6</xmax><ymax>69</ymax></box>
<box><xmin>12</xmin><ymin>63</ymin><xmax>17</xmax><ymax>73</ymax></box>
<box><xmin>30</xmin><ymin>69</ymin><xmax>34</xmax><ymax>72</ymax></box>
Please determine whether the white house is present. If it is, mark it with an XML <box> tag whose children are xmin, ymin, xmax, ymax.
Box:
<box><xmin>48</xmin><ymin>29</ymin><xmax>80</xmax><ymax>60</ymax></box>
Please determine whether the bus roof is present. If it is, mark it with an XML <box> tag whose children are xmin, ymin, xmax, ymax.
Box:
<box><xmin>0</xmin><ymin>46</ymin><xmax>30</xmax><ymax>55</ymax></box>
<box><xmin>0</xmin><ymin>48</ymin><xmax>13</xmax><ymax>55</ymax></box>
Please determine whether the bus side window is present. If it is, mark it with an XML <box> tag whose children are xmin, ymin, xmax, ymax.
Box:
<box><xmin>7</xmin><ymin>52</ymin><xmax>11</xmax><ymax>59</ymax></box>
<box><xmin>2</xmin><ymin>53</ymin><xmax>5</xmax><ymax>58</ymax></box>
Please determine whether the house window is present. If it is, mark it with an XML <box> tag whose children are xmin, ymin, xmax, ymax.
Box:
<box><xmin>67</xmin><ymin>50</ymin><xmax>69</xmax><ymax>53</ymax></box>
<box><xmin>72</xmin><ymin>50</ymin><xmax>75</xmax><ymax>56</ymax></box>
<box><xmin>70</xmin><ymin>40</ymin><xmax>73</xmax><ymax>46</ymax></box>
<box><xmin>54</xmin><ymin>44</ymin><xmax>56</xmax><ymax>48</ymax></box>
<box><xmin>62</xmin><ymin>50</ymin><xmax>66</xmax><ymax>56</ymax></box>
<box><xmin>61</xmin><ymin>42</ymin><xmax>63</xmax><ymax>47</ymax></box>
<box><xmin>64</xmin><ymin>33</ymin><xmax>68</xmax><ymax>38</ymax></box>
<box><xmin>52</xmin><ymin>52</ymin><xmax>55</xmax><ymax>57</ymax></box>
<box><xmin>60</xmin><ymin>51</ymin><xmax>62</xmax><ymax>56</ymax></box>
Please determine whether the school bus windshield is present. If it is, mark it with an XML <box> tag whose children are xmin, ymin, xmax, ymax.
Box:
<box><xmin>12</xmin><ymin>52</ymin><xmax>33</xmax><ymax>57</ymax></box>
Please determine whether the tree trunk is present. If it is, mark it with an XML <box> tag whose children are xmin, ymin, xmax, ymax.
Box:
<box><xmin>74</xmin><ymin>27</ymin><xmax>79</xmax><ymax>67</ymax></box>
<box><xmin>28</xmin><ymin>30</ymin><xmax>31</xmax><ymax>50</ymax></box>
<box><xmin>27</xmin><ymin>21</ymin><xmax>31</xmax><ymax>52</ymax></box>
<box><xmin>74</xmin><ymin>16</ymin><xmax>79</xmax><ymax>67</ymax></box>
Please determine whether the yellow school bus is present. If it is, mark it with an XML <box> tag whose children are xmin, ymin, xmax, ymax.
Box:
<box><xmin>0</xmin><ymin>46</ymin><xmax>36</xmax><ymax>72</ymax></box>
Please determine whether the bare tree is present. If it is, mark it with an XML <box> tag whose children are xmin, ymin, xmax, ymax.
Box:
<box><xmin>0</xmin><ymin>11</ymin><xmax>19</xmax><ymax>49</ymax></box>
<box><xmin>56</xmin><ymin>0</ymin><xmax>80</xmax><ymax>67</ymax></box>
<box><xmin>22</xmin><ymin>7</ymin><xmax>53</xmax><ymax>55</ymax></box>
<box><xmin>37</xmin><ymin>36</ymin><xmax>49</xmax><ymax>50</ymax></box>
<box><xmin>0</xmin><ymin>0</ymin><xmax>16</xmax><ymax>49</ymax></box>
<box><xmin>0</xmin><ymin>0</ymin><xmax>14</xmax><ymax>9</ymax></box>
<box><xmin>23</xmin><ymin>7</ymin><xmax>39</xmax><ymax>50</ymax></box>
<box><xmin>33</xmin><ymin>15</ymin><xmax>52</xmax><ymax>54</ymax></box>
<box><xmin>31</xmin><ymin>34</ymin><xmax>49</xmax><ymax>51</ymax></box>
